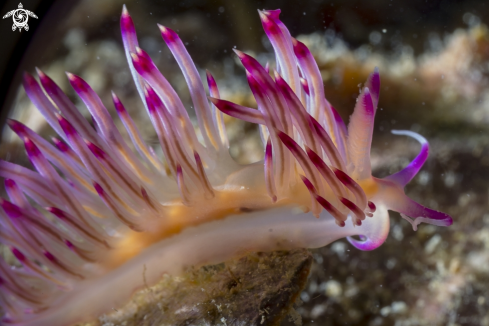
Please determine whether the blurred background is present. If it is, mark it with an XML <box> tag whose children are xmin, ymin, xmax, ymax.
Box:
<box><xmin>1</xmin><ymin>0</ymin><xmax>489</xmax><ymax>325</ymax></box>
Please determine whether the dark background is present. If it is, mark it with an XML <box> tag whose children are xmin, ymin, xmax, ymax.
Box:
<box><xmin>1</xmin><ymin>0</ymin><xmax>488</xmax><ymax>142</ymax></box>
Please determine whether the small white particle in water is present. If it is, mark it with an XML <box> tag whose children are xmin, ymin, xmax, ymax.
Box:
<box><xmin>300</xmin><ymin>291</ymin><xmax>310</xmax><ymax>302</ymax></box>
<box><xmin>424</xmin><ymin>234</ymin><xmax>441</xmax><ymax>254</ymax></box>
<box><xmin>444</xmin><ymin>171</ymin><xmax>456</xmax><ymax>187</ymax></box>
<box><xmin>369</xmin><ymin>31</ymin><xmax>382</xmax><ymax>45</ymax></box>
<box><xmin>311</xmin><ymin>304</ymin><xmax>327</xmax><ymax>318</ymax></box>
<box><xmin>324</xmin><ymin>280</ymin><xmax>342</xmax><ymax>298</ymax></box>
<box><xmin>382</xmin><ymin>29</ymin><xmax>387</xmax><ymax>33</ymax></box>
<box><xmin>458</xmin><ymin>193</ymin><xmax>471</xmax><ymax>207</ymax></box>
<box><xmin>392</xmin><ymin>224</ymin><xmax>404</xmax><ymax>241</ymax></box>
<box><xmin>313</xmin><ymin>253</ymin><xmax>323</xmax><ymax>264</ymax></box>
<box><xmin>331</xmin><ymin>242</ymin><xmax>346</xmax><ymax>258</ymax></box>
<box><xmin>218</xmin><ymin>6</ymin><xmax>225</xmax><ymax>13</ymax></box>
<box><xmin>380</xmin><ymin>306</ymin><xmax>391</xmax><ymax>316</ymax></box>
<box><xmin>478</xmin><ymin>296</ymin><xmax>485</xmax><ymax>305</ymax></box>
<box><xmin>386</xmin><ymin>258</ymin><xmax>397</xmax><ymax>269</ymax></box>
<box><xmin>391</xmin><ymin>301</ymin><xmax>407</xmax><ymax>314</ymax></box>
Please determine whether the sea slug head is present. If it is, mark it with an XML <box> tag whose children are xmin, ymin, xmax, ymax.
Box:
<box><xmin>0</xmin><ymin>6</ymin><xmax>452</xmax><ymax>325</ymax></box>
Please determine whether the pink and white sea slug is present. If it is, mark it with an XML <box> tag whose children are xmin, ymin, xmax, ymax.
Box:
<box><xmin>0</xmin><ymin>6</ymin><xmax>452</xmax><ymax>326</ymax></box>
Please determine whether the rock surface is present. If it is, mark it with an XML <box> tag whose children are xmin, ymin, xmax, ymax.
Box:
<box><xmin>77</xmin><ymin>250</ymin><xmax>312</xmax><ymax>326</ymax></box>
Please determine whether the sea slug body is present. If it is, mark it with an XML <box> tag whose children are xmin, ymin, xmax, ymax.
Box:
<box><xmin>0</xmin><ymin>6</ymin><xmax>452</xmax><ymax>326</ymax></box>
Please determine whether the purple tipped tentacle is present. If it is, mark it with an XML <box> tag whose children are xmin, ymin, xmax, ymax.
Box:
<box><xmin>145</xmin><ymin>85</ymin><xmax>204</xmax><ymax>193</ymax></box>
<box><xmin>234</xmin><ymin>50</ymin><xmax>293</xmax><ymax>136</ymax></box>
<box><xmin>0</xmin><ymin>160</ymin><xmax>67</xmax><ymax>209</ymax></box>
<box><xmin>309</xmin><ymin>117</ymin><xmax>346</xmax><ymax>171</ymax></box>
<box><xmin>85</xmin><ymin>140</ymin><xmax>160</xmax><ymax>215</ymax></box>
<box><xmin>291</xmin><ymin>38</ymin><xmax>337</xmax><ymax>141</ymax></box>
<box><xmin>46</xmin><ymin>206</ymin><xmax>108</xmax><ymax>249</ymax></box>
<box><xmin>276</xmin><ymin>130</ymin><xmax>325</xmax><ymax>202</ymax></box>
<box><xmin>120</xmin><ymin>5</ymin><xmax>150</xmax><ymax>115</ymax></box>
<box><xmin>22</xmin><ymin>136</ymin><xmax>107</xmax><ymax>236</ymax></box>
<box><xmin>130</xmin><ymin>48</ymin><xmax>205</xmax><ymax>158</ymax></box>
<box><xmin>112</xmin><ymin>92</ymin><xmax>166</xmax><ymax>173</ymax></box>
<box><xmin>57</xmin><ymin>114</ymin><xmax>144</xmax><ymax>217</ymax></box>
<box><xmin>1</xmin><ymin>199</ymin><xmax>84</xmax><ymax>281</ymax></box>
<box><xmin>259</xmin><ymin>10</ymin><xmax>301</xmax><ymax>96</ymax></box>
<box><xmin>7</xmin><ymin>246</ymin><xmax>65</xmax><ymax>286</ymax></box>
<box><xmin>66</xmin><ymin>73</ymin><xmax>154</xmax><ymax>182</ymax></box>
<box><xmin>377</xmin><ymin>178</ymin><xmax>453</xmax><ymax>230</ymax></box>
<box><xmin>346</xmin><ymin>87</ymin><xmax>375</xmax><ymax>181</ymax></box>
<box><xmin>52</xmin><ymin>137</ymin><xmax>84</xmax><ymax>167</ymax></box>
<box><xmin>304</xmin><ymin>146</ymin><xmax>349</xmax><ymax>202</ymax></box>
<box><xmin>330</xmin><ymin>106</ymin><xmax>348</xmax><ymax>164</ymax></box>
<box><xmin>300</xmin><ymin>175</ymin><xmax>345</xmax><ymax>222</ymax></box>
<box><xmin>274</xmin><ymin>71</ymin><xmax>322</xmax><ymax>156</ymax></box>
<box><xmin>22</xmin><ymin>72</ymin><xmax>65</xmax><ymax>140</ymax></box>
<box><xmin>264</xmin><ymin>137</ymin><xmax>278</xmax><ymax>203</ymax></box>
<box><xmin>0</xmin><ymin>208</ymin><xmax>45</xmax><ymax>265</ymax></box>
<box><xmin>396</xmin><ymin>196</ymin><xmax>453</xmax><ymax>230</ymax></box>
<box><xmin>159</xmin><ymin>25</ymin><xmax>220</xmax><ymax>150</ymax></box>
<box><xmin>8</xmin><ymin>119</ymin><xmax>94</xmax><ymax>195</ymax></box>
<box><xmin>4</xmin><ymin>179</ymin><xmax>31</xmax><ymax>212</ymax></box>
<box><xmin>246</xmin><ymin>71</ymin><xmax>292</xmax><ymax>189</ymax></box>
<box><xmin>208</xmin><ymin>97</ymin><xmax>265</xmax><ymax>125</ymax></box>
<box><xmin>93</xmin><ymin>182</ymin><xmax>141</xmax><ymax>231</ymax></box>
<box><xmin>339</xmin><ymin>197</ymin><xmax>365</xmax><ymax>226</ymax></box>
<box><xmin>365</xmin><ymin>67</ymin><xmax>380</xmax><ymax>109</ymax></box>
<box><xmin>36</xmin><ymin>68</ymin><xmax>103</xmax><ymax>149</ymax></box>
<box><xmin>331</xmin><ymin>167</ymin><xmax>368</xmax><ymax>210</ymax></box>
<box><xmin>384</xmin><ymin>130</ymin><xmax>429</xmax><ymax>187</ymax></box>
<box><xmin>144</xmin><ymin>88</ymin><xmax>178</xmax><ymax>177</ymax></box>
<box><xmin>206</xmin><ymin>71</ymin><xmax>229</xmax><ymax>148</ymax></box>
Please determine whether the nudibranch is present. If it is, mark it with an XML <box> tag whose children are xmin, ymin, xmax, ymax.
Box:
<box><xmin>0</xmin><ymin>6</ymin><xmax>452</xmax><ymax>326</ymax></box>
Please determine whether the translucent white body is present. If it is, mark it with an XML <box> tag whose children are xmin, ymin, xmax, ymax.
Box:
<box><xmin>17</xmin><ymin>205</ymin><xmax>389</xmax><ymax>326</ymax></box>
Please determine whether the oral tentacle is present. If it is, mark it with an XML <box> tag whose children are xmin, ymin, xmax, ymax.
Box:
<box><xmin>384</xmin><ymin>130</ymin><xmax>429</xmax><ymax>187</ymax></box>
